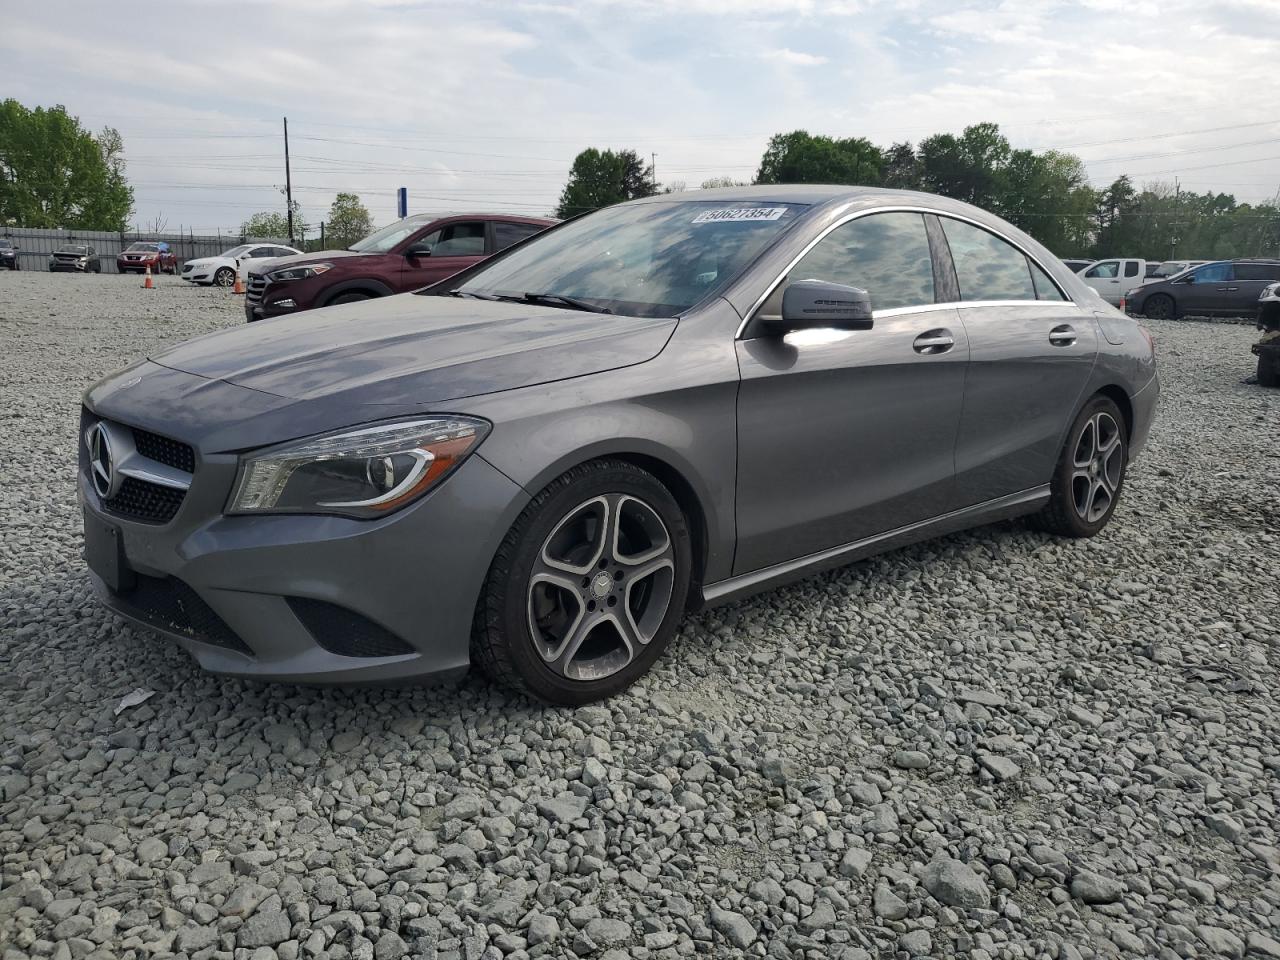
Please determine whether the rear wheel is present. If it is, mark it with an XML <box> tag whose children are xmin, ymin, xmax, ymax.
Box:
<box><xmin>472</xmin><ymin>460</ymin><xmax>692</xmax><ymax>705</ymax></box>
<box><xmin>1259</xmin><ymin>352</ymin><xmax>1280</xmax><ymax>388</ymax></box>
<box><xmin>214</xmin><ymin>267</ymin><xmax>235</xmax><ymax>287</ymax></box>
<box><xmin>1032</xmin><ymin>395</ymin><xmax>1128</xmax><ymax>538</ymax></box>
<box><xmin>1143</xmin><ymin>293</ymin><xmax>1176</xmax><ymax>320</ymax></box>
<box><xmin>329</xmin><ymin>292</ymin><xmax>373</xmax><ymax>306</ymax></box>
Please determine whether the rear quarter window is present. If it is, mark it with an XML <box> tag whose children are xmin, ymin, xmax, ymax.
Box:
<box><xmin>940</xmin><ymin>218</ymin><xmax>1038</xmax><ymax>301</ymax></box>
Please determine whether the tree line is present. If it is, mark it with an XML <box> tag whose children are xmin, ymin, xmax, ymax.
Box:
<box><xmin>556</xmin><ymin>125</ymin><xmax>1280</xmax><ymax>260</ymax></box>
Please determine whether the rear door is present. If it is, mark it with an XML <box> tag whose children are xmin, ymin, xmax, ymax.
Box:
<box><xmin>1118</xmin><ymin>259</ymin><xmax>1145</xmax><ymax>299</ymax></box>
<box><xmin>1232</xmin><ymin>263</ymin><xmax>1280</xmax><ymax>317</ymax></box>
<box><xmin>734</xmin><ymin>210</ymin><xmax>968</xmax><ymax>574</ymax></box>
<box><xmin>938</xmin><ymin>216</ymin><xmax>1099</xmax><ymax>506</ymax></box>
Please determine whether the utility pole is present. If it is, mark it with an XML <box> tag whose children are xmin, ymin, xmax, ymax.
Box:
<box><xmin>1170</xmin><ymin>177</ymin><xmax>1180</xmax><ymax>259</ymax></box>
<box><xmin>283</xmin><ymin>116</ymin><xmax>295</xmax><ymax>245</ymax></box>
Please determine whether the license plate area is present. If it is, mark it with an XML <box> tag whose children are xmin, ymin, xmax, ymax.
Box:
<box><xmin>83</xmin><ymin>511</ymin><xmax>135</xmax><ymax>592</ymax></box>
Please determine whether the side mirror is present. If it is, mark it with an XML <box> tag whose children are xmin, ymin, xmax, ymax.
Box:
<box><xmin>770</xmin><ymin>279</ymin><xmax>874</xmax><ymax>334</ymax></box>
<box><xmin>1175</xmin><ymin>275</ymin><xmax>1194</xmax><ymax>284</ymax></box>
<box><xmin>405</xmin><ymin>243</ymin><xmax>433</xmax><ymax>258</ymax></box>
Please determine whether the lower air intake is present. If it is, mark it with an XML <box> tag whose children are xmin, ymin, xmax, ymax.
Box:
<box><xmin>285</xmin><ymin>597</ymin><xmax>415</xmax><ymax>658</ymax></box>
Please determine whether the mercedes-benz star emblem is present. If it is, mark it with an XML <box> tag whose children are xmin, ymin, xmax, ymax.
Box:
<box><xmin>86</xmin><ymin>423</ymin><xmax>117</xmax><ymax>499</ymax></box>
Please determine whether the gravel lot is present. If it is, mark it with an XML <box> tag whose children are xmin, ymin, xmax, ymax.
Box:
<box><xmin>2</xmin><ymin>272</ymin><xmax>1279</xmax><ymax>960</ymax></box>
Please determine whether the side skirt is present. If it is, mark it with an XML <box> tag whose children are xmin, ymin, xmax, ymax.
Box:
<box><xmin>700</xmin><ymin>485</ymin><xmax>1049</xmax><ymax>608</ymax></box>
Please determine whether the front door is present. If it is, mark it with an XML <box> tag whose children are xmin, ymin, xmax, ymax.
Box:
<box><xmin>402</xmin><ymin>220</ymin><xmax>490</xmax><ymax>290</ymax></box>
<box><xmin>734</xmin><ymin>211</ymin><xmax>968</xmax><ymax>575</ymax></box>
<box><xmin>1082</xmin><ymin>259</ymin><xmax>1123</xmax><ymax>304</ymax></box>
<box><xmin>934</xmin><ymin>216</ymin><xmax>1100</xmax><ymax>505</ymax></box>
<box><xmin>1177</xmin><ymin>262</ymin><xmax>1233</xmax><ymax>315</ymax></box>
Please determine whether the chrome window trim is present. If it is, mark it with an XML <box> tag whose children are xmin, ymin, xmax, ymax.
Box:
<box><xmin>736</xmin><ymin>204</ymin><xmax>1074</xmax><ymax>339</ymax></box>
<box><xmin>871</xmin><ymin>300</ymin><xmax>1083</xmax><ymax>320</ymax></box>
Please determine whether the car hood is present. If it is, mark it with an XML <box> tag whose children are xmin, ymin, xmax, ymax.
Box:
<box><xmin>151</xmin><ymin>292</ymin><xmax>677</xmax><ymax>404</ymax></box>
<box><xmin>245</xmin><ymin>249</ymin><xmax>367</xmax><ymax>274</ymax></box>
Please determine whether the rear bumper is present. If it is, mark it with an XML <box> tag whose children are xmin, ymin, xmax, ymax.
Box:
<box><xmin>1128</xmin><ymin>371</ymin><xmax>1159</xmax><ymax>460</ymax></box>
<box><xmin>80</xmin><ymin>447</ymin><xmax>529</xmax><ymax>684</ymax></box>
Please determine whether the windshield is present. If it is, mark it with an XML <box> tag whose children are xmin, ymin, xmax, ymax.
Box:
<box><xmin>1153</xmin><ymin>261</ymin><xmax>1187</xmax><ymax>277</ymax></box>
<box><xmin>222</xmin><ymin>244</ymin><xmax>252</xmax><ymax>258</ymax></box>
<box><xmin>126</xmin><ymin>242</ymin><xmax>160</xmax><ymax>252</ymax></box>
<box><xmin>451</xmin><ymin>200</ymin><xmax>808</xmax><ymax>318</ymax></box>
<box><xmin>57</xmin><ymin>245</ymin><xmax>88</xmax><ymax>254</ymax></box>
<box><xmin>348</xmin><ymin>218</ymin><xmax>427</xmax><ymax>253</ymax></box>
<box><xmin>0</xmin><ymin>240</ymin><xmax>12</xmax><ymax>248</ymax></box>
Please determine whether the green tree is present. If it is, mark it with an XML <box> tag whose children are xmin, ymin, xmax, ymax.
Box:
<box><xmin>918</xmin><ymin>123</ymin><xmax>1011</xmax><ymax>209</ymax></box>
<box><xmin>881</xmin><ymin>142</ymin><xmax>923</xmax><ymax>190</ymax></box>
<box><xmin>326</xmin><ymin>192</ymin><xmax>373</xmax><ymax>248</ymax></box>
<box><xmin>556</xmin><ymin>148</ymin><xmax>656</xmax><ymax>218</ymax></box>
<box><xmin>754</xmin><ymin>131</ymin><xmax>883</xmax><ymax>185</ymax></box>
<box><xmin>0</xmin><ymin>100</ymin><xmax>133</xmax><ymax>229</ymax></box>
<box><xmin>241</xmin><ymin>210</ymin><xmax>291</xmax><ymax>239</ymax></box>
<box><xmin>1092</xmin><ymin>176</ymin><xmax>1138</xmax><ymax>257</ymax></box>
<box><xmin>700</xmin><ymin>176</ymin><xmax>747</xmax><ymax>190</ymax></box>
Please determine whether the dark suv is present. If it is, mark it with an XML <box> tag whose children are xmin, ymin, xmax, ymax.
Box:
<box><xmin>244</xmin><ymin>213</ymin><xmax>554</xmax><ymax>322</ymax></box>
<box><xmin>0</xmin><ymin>238</ymin><xmax>18</xmax><ymax>270</ymax></box>
<box><xmin>1129</xmin><ymin>258</ymin><xmax>1280</xmax><ymax>320</ymax></box>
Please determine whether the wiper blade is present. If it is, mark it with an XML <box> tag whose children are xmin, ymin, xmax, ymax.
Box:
<box><xmin>521</xmin><ymin>292</ymin><xmax>612</xmax><ymax>314</ymax></box>
<box><xmin>445</xmin><ymin>290</ymin><xmax>501</xmax><ymax>300</ymax></box>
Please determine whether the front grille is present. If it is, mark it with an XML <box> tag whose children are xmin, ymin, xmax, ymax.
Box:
<box><xmin>246</xmin><ymin>276</ymin><xmax>267</xmax><ymax>303</ymax></box>
<box><xmin>286</xmin><ymin>597</ymin><xmax>415</xmax><ymax>658</ymax></box>
<box><xmin>102</xmin><ymin>476</ymin><xmax>185</xmax><ymax>524</ymax></box>
<box><xmin>110</xmin><ymin>574</ymin><xmax>251</xmax><ymax>656</ymax></box>
<box><xmin>131</xmin><ymin>428</ymin><xmax>195</xmax><ymax>473</ymax></box>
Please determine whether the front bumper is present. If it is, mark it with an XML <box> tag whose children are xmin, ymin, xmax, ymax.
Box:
<box><xmin>50</xmin><ymin>262</ymin><xmax>89</xmax><ymax>272</ymax></box>
<box><xmin>117</xmin><ymin>259</ymin><xmax>157</xmax><ymax>272</ymax></box>
<box><xmin>79</xmin><ymin>408</ymin><xmax>529</xmax><ymax>684</ymax></box>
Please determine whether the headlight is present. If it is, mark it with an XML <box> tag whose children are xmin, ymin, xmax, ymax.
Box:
<box><xmin>227</xmin><ymin>417</ymin><xmax>489</xmax><ymax>518</ymax></box>
<box><xmin>267</xmin><ymin>263</ymin><xmax>332</xmax><ymax>282</ymax></box>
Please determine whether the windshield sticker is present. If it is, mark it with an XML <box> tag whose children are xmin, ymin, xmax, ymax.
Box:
<box><xmin>691</xmin><ymin>207</ymin><xmax>788</xmax><ymax>224</ymax></box>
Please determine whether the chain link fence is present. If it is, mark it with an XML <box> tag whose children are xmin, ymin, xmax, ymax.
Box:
<box><xmin>0</xmin><ymin>228</ymin><xmax>292</xmax><ymax>273</ymax></box>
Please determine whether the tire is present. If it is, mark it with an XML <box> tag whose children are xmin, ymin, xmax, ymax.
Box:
<box><xmin>1032</xmin><ymin>394</ymin><xmax>1128</xmax><ymax>538</ymax></box>
<box><xmin>472</xmin><ymin>459</ymin><xmax>693</xmax><ymax>705</ymax></box>
<box><xmin>213</xmin><ymin>267</ymin><xmax>235</xmax><ymax>287</ymax></box>
<box><xmin>328</xmin><ymin>292</ymin><xmax>373</xmax><ymax>306</ymax></box>
<box><xmin>1259</xmin><ymin>353</ymin><xmax>1280</xmax><ymax>388</ymax></box>
<box><xmin>1143</xmin><ymin>293</ymin><xmax>1176</xmax><ymax>321</ymax></box>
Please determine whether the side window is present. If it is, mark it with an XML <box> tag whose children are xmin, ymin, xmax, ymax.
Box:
<box><xmin>1235</xmin><ymin>263</ymin><xmax>1280</xmax><ymax>281</ymax></box>
<box><xmin>785</xmin><ymin>212</ymin><xmax>935</xmax><ymax>311</ymax></box>
<box><xmin>494</xmin><ymin>221</ymin><xmax>544</xmax><ymax>252</ymax></box>
<box><xmin>1124</xmin><ymin>260</ymin><xmax>1140</xmax><ymax>278</ymax></box>
<box><xmin>942</xmin><ymin>218</ymin><xmax>1038</xmax><ymax>300</ymax></box>
<box><xmin>1029</xmin><ymin>260</ymin><xmax>1068</xmax><ymax>301</ymax></box>
<box><xmin>1085</xmin><ymin>261</ymin><xmax>1120</xmax><ymax>279</ymax></box>
<box><xmin>432</xmin><ymin>222</ymin><xmax>487</xmax><ymax>257</ymax></box>
<box><xmin>414</xmin><ymin>229</ymin><xmax>441</xmax><ymax>252</ymax></box>
<box><xmin>1193</xmin><ymin>262</ymin><xmax>1232</xmax><ymax>283</ymax></box>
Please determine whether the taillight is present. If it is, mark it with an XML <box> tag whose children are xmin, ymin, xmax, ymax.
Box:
<box><xmin>1138</xmin><ymin>324</ymin><xmax>1155</xmax><ymax>355</ymax></box>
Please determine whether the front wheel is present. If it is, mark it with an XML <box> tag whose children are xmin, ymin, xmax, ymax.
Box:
<box><xmin>1143</xmin><ymin>293</ymin><xmax>1176</xmax><ymax>321</ymax></box>
<box><xmin>329</xmin><ymin>292</ymin><xmax>372</xmax><ymax>306</ymax></box>
<box><xmin>1032</xmin><ymin>395</ymin><xmax>1128</xmax><ymax>538</ymax></box>
<box><xmin>213</xmin><ymin>267</ymin><xmax>235</xmax><ymax>287</ymax></box>
<box><xmin>472</xmin><ymin>460</ymin><xmax>692</xmax><ymax>705</ymax></box>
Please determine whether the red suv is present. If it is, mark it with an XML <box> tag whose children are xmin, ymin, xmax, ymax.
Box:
<box><xmin>244</xmin><ymin>213</ymin><xmax>554</xmax><ymax>322</ymax></box>
<box><xmin>117</xmin><ymin>242</ymin><xmax>178</xmax><ymax>275</ymax></box>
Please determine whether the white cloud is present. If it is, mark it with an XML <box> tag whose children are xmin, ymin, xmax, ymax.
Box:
<box><xmin>2</xmin><ymin>0</ymin><xmax>1276</xmax><ymax>233</ymax></box>
<box><xmin>760</xmin><ymin>48</ymin><xmax>830</xmax><ymax>66</ymax></box>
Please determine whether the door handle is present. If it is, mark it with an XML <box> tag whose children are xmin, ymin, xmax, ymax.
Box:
<box><xmin>913</xmin><ymin>329</ymin><xmax>955</xmax><ymax>354</ymax></box>
<box><xmin>1049</xmin><ymin>324</ymin><xmax>1077</xmax><ymax>346</ymax></box>
<box><xmin>1108</xmin><ymin>278</ymin><xmax>1120</xmax><ymax>283</ymax></box>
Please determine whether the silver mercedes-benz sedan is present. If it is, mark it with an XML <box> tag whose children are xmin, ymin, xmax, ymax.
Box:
<box><xmin>80</xmin><ymin>186</ymin><xmax>1158</xmax><ymax>704</ymax></box>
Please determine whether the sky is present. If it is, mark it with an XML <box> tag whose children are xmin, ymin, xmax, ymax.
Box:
<box><xmin>3</xmin><ymin>0</ymin><xmax>1279</xmax><ymax>237</ymax></box>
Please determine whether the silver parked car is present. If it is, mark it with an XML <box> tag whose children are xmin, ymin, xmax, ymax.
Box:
<box><xmin>80</xmin><ymin>186</ymin><xmax>1159</xmax><ymax>704</ymax></box>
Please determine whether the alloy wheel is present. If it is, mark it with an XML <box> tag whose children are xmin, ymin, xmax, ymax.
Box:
<box><xmin>527</xmin><ymin>493</ymin><xmax>675</xmax><ymax>682</ymax></box>
<box><xmin>1071</xmin><ymin>411</ymin><xmax>1123</xmax><ymax>523</ymax></box>
<box><xmin>215</xmin><ymin>268</ymin><xmax>235</xmax><ymax>287</ymax></box>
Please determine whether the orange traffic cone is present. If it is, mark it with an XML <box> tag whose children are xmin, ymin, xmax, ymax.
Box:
<box><xmin>232</xmin><ymin>271</ymin><xmax>245</xmax><ymax>295</ymax></box>
<box><xmin>143</xmin><ymin>265</ymin><xmax>154</xmax><ymax>290</ymax></box>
